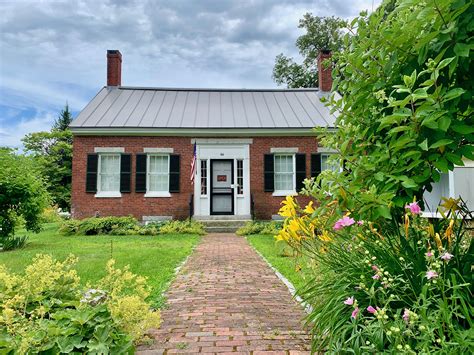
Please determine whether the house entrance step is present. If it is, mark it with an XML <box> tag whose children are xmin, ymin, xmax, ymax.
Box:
<box><xmin>196</xmin><ymin>218</ymin><xmax>251</xmax><ymax>233</ymax></box>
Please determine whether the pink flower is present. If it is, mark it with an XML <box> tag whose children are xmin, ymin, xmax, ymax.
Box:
<box><xmin>367</xmin><ymin>306</ymin><xmax>377</xmax><ymax>314</ymax></box>
<box><xmin>372</xmin><ymin>274</ymin><xmax>380</xmax><ymax>280</ymax></box>
<box><xmin>344</xmin><ymin>296</ymin><xmax>355</xmax><ymax>305</ymax></box>
<box><xmin>440</xmin><ymin>252</ymin><xmax>453</xmax><ymax>261</ymax></box>
<box><xmin>425</xmin><ymin>251</ymin><xmax>433</xmax><ymax>257</ymax></box>
<box><xmin>371</xmin><ymin>265</ymin><xmax>379</xmax><ymax>272</ymax></box>
<box><xmin>333</xmin><ymin>216</ymin><xmax>356</xmax><ymax>230</ymax></box>
<box><xmin>357</xmin><ymin>220</ymin><xmax>364</xmax><ymax>225</ymax></box>
<box><xmin>405</xmin><ymin>201</ymin><xmax>421</xmax><ymax>215</ymax></box>
<box><xmin>426</xmin><ymin>270</ymin><xmax>438</xmax><ymax>279</ymax></box>
<box><xmin>403</xmin><ymin>308</ymin><xmax>410</xmax><ymax>323</ymax></box>
<box><xmin>351</xmin><ymin>307</ymin><xmax>359</xmax><ymax>319</ymax></box>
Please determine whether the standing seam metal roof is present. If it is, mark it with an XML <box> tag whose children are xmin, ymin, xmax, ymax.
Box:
<box><xmin>70</xmin><ymin>86</ymin><xmax>337</xmax><ymax>129</ymax></box>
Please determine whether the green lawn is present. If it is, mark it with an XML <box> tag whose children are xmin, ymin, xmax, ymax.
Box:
<box><xmin>0</xmin><ymin>223</ymin><xmax>201</xmax><ymax>307</ymax></box>
<box><xmin>246</xmin><ymin>234</ymin><xmax>312</xmax><ymax>292</ymax></box>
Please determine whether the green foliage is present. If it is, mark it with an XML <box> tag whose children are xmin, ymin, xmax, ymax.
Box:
<box><xmin>158</xmin><ymin>220</ymin><xmax>206</xmax><ymax>235</ymax></box>
<box><xmin>1</xmin><ymin>235</ymin><xmax>28</xmax><ymax>251</ymax></box>
<box><xmin>314</xmin><ymin>0</ymin><xmax>474</xmax><ymax>219</ymax></box>
<box><xmin>0</xmin><ymin>254</ymin><xmax>163</xmax><ymax>352</ymax></box>
<box><xmin>236</xmin><ymin>220</ymin><xmax>283</xmax><ymax>236</ymax></box>
<box><xmin>60</xmin><ymin>217</ymin><xmax>206</xmax><ymax>236</ymax></box>
<box><xmin>0</xmin><ymin>149</ymin><xmax>50</xmax><ymax>244</ymax></box>
<box><xmin>296</xmin><ymin>203</ymin><xmax>473</xmax><ymax>353</ymax></box>
<box><xmin>273</xmin><ymin>14</ymin><xmax>346</xmax><ymax>88</ymax></box>
<box><xmin>22</xmin><ymin>105</ymin><xmax>73</xmax><ymax>210</ymax></box>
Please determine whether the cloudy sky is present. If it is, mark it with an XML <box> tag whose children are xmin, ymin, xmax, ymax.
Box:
<box><xmin>0</xmin><ymin>0</ymin><xmax>380</xmax><ymax>148</ymax></box>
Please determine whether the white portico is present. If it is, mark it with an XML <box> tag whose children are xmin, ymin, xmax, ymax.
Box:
<box><xmin>193</xmin><ymin>138</ymin><xmax>251</xmax><ymax>217</ymax></box>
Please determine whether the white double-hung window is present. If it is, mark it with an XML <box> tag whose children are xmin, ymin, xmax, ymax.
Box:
<box><xmin>97</xmin><ymin>154</ymin><xmax>121</xmax><ymax>197</ymax></box>
<box><xmin>321</xmin><ymin>153</ymin><xmax>340</xmax><ymax>172</ymax></box>
<box><xmin>146</xmin><ymin>154</ymin><xmax>170</xmax><ymax>197</ymax></box>
<box><xmin>274</xmin><ymin>154</ymin><xmax>295</xmax><ymax>195</ymax></box>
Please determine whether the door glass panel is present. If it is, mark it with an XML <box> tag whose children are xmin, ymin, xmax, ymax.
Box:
<box><xmin>211</xmin><ymin>160</ymin><xmax>233</xmax><ymax>214</ymax></box>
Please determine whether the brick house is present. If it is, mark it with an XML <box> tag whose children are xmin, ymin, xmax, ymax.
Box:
<box><xmin>70</xmin><ymin>50</ymin><xmax>338</xmax><ymax>221</ymax></box>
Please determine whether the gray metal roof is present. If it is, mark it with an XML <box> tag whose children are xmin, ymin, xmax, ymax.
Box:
<box><xmin>70</xmin><ymin>86</ymin><xmax>337</xmax><ymax>130</ymax></box>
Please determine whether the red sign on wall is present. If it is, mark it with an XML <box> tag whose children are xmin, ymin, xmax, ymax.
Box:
<box><xmin>217</xmin><ymin>175</ymin><xmax>227</xmax><ymax>182</ymax></box>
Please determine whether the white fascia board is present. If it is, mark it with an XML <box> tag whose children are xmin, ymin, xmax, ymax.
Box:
<box><xmin>71</xmin><ymin>127</ymin><xmax>336</xmax><ymax>137</ymax></box>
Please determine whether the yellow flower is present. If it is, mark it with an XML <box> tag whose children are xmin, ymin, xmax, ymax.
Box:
<box><xmin>279</xmin><ymin>195</ymin><xmax>297</xmax><ymax>218</ymax></box>
<box><xmin>433</xmin><ymin>233</ymin><xmax>443</xmax><ymax>251</ymax></box>
<box><xmin>304</xmin><ymin>201</ymin><xmax>315</xmax><ymax>214</ymax></box>
<box><xmin>318</xmin><ymin>230</ymin><xmax>332</xmax><ymax>242</ymax></box>
<box><xmin>444</xmin><ymin>219</ymin><xmax>454</xmax><ymax>246</ymax></box>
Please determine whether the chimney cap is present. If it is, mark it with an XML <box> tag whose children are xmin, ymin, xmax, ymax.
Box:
<box><xmin>107</xmin><ymin>49</ymin><xmax>121</xmax><ymax>56</ymax></box>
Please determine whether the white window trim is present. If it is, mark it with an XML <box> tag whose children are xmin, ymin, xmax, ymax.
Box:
<box><xmin>95</xmin><ymin>153</ymin><xmax>122</xmax><ymax>198</ymax></box>
<box><xmin>94</xmin><ymin>147</ymin><xmax>124</xmax><ymax>153</ymax></box>
<box><xmin>273</xmin><ymin>154</ymin><xmax>297</xmax><ymax>196</ymax></box>
<box><xmin>321</xmin><ymin>152</ymin><xmax>343</xmax><ymax>173</ymax></box>
<box><xmin>270</xmin><ymin>147</ymin><xmax>298</xmax><ymax>154</ymax></box>
<box><xmin>143</xmin><ymin>147</ymin><xmax>174</xmax><ymax>153</ymax></box>
<box><xmin>200</xmin><ymin>159</ymin><xmax>209</xmax><ymax>197</ymax></box>
<box><xmin>144</xmin><ymin>154</ymin><xmax>171</xmax><ymax>198</ymax></box>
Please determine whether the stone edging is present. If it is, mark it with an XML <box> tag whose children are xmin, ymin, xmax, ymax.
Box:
<box><xmin>245</xmin><ymin>236</ymin><xmax>313</xmax><ymax>314</ymax></box>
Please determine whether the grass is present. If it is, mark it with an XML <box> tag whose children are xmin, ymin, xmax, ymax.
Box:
<box><xmin>246</xmin><ymin>234</ymin><xmax>312</xmax><ymax>292</ymax></box>
<box><xmin>0</xmin><ymin>223</ymin><xmax>201</xmax><ymax>307</ymax></box>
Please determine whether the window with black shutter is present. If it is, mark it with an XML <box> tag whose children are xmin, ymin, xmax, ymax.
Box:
<box><xmin>120</xmin><ymin>154</ymin><xmax>131</xmax><ymax>193</ymax></box>
<box><xmin>169</xmin><ymin>155</ymin><xmax>180</xmax><ymax>193</ymax></box>
<box><xmin>311</xmin><ymin>153</ymin><xmax>322</xmax><ymax>179</ymax></box>
<box><xmin>86</xmin><ymin>154</ymin><xmax>98</xmax><ymax>193</ymax></box>
<box><xmin>264</xmin><ymin>154</ymin><xmax>274</xmax><ymax>192</ymax></box>
<box><xmin>135</xmin><ymin>154</ymin><xmax>147</xmax><ymax>192</ymax></box>
<box><xmin>295</xmin><ymin>153</ymin><xmax>306</xmax><ymax>191</ymax></box>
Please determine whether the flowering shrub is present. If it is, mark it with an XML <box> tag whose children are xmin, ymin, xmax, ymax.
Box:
<box><xmin>0</xmin><ymin>254</ymin><xmax>160</xmax><ymax>352</ymax></box>
<box><xmin>276</xmin><ymin>197</ymin><xmax>473</xmax><ymax>353</ymax></box>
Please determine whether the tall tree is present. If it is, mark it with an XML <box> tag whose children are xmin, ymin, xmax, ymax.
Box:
<box><xmin>272</xmin><ymin>14</ymin><xmax>346</xmax><ymax>88</ymax></box>
<box><xmin>53</xmin><ymin>104</ymin><xmax>73</xmax><ymax>132</ymax></box>
<box><xmin>22</xmin><ymin>104</ymin><xmax>73</xmax><ymax>210</ymax></box>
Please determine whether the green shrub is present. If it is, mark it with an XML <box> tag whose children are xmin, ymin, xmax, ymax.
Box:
<box><xmin>0</xmin><ymin>235</ymin><xmax>28</xmax><ymax>251</ymax></box>
<box><xmin>78</xmin><ymin>216</ymin><xmax>137</xmax><ymax>235</ymax></box>
<box><xmin>236</xmin><ymin>221</ymin><xmax>283</xmax><ymax>236</ymax></box>
<box><xmin>60</xmin><ymin>217</ymin><xmax>205</xmax><ymax>236</ymax></box>
<box><xmin>0</xmin><ymin>254</ymin><xmax>160</xmax><ymax>353</ymax></box>
<box><xmin>158</xmin><ymin>220</ymin><xmax>206</xmax><ymax>235</ymax></box>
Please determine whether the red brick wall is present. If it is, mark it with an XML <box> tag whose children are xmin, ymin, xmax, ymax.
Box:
<box><xmin>71</xmin><ymin>136</ymin><xmax>318</xmax><ymax>220</ymax></box>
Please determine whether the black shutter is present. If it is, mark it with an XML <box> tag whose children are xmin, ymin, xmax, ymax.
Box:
<box><xmin>311</xmin><ymin>153</ymin><xmax>322</xmax><ymax>179</ymax></box>
<box><xmin>295</xmin><ymin>153</ymin><xmax>306</xmax><ymax>191</ymax></box>
<box><xmin>169</xmin><ymin>155</ymin><xmax>180</xmax><ymax>193</ymax></box>
<box><xmin>264</xmin><ymin>154</ymin><xmax>274</xmax><ymax>192</ymax></box>
<box><xmin>120</xmin><ymin>154</ymin><xmax>131</xmax><ymax>193</ymax></box>
<box><xmin>135</xmin><ymin>154</ymin><xmax>147</xmax><ymax>193</ymax></box>
<box><xmin>86</xmin><ymin>154</ymin><xmax>98</xmax><ymax>193</ymax></box>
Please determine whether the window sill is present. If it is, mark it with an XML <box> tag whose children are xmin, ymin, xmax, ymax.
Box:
<box><xmin>272</xmin><ymin>190</ymin><xmax>297</xmax><ymax>197</ymax></box>
<box><xmin>95</xmin><ymin>192</ymin><xmax>122</xmax><ymax>198</ymax></box>
<box><xmin>144</xmin><ymin>192</ymin><xmax>171</xmax><ymax>198</ymax></box>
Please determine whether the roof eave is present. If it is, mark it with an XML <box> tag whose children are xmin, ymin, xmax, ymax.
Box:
<box><xmin>70</xmin><ymin>127</ymin><xmax>337</xmax><ymax>137</ymax></box>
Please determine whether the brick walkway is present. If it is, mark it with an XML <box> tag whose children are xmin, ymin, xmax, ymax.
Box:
<box><xmin>139</xmin><ymin>233</ymin><xmax>311</xmax><ymax>354</ymax></box>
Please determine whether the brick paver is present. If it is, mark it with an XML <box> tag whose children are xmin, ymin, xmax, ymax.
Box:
<box><xmin>139</xmin><ymin>233</ymin><xmax>311</xmax><ymax>354</ymax></box>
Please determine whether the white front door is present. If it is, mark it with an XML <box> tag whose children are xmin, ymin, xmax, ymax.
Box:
<box><xmin>193</xmin><ymin>141</ymin><xmax>251</xmax><ymax>217</ymax></box>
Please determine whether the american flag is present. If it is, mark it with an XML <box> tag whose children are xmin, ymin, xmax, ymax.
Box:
<box><xmin>190</xmin><ymin>143</ymin><xmax>197</xmax><ymax>183</ymax></box>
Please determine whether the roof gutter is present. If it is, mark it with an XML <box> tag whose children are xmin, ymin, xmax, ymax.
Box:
<box><xmin>70</xmin><ymin>127</ymin><xmax>337</xmax><ymax>137</ymax></box>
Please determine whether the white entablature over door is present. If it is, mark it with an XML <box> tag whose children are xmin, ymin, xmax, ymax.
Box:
<box><xmin>192</xmin><ymin>139</ymin><xmax>251</xmax><ymax>217</ymax></box>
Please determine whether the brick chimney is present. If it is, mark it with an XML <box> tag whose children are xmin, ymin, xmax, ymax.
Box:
<box><xmin>317</xmin><ymin>50</ymin><xmax>332</xmax><ymax>92</ymax></box>
<box><xmin>107</xmin><ymin>50</ymin><xmax>122</xmax><ymax>86</ymax></box>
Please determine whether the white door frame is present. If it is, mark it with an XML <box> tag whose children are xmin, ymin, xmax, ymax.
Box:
<box><xmin>192</xmin><ymin>139</ymin><xmax>251</xmax><ymax>217</ymax></box>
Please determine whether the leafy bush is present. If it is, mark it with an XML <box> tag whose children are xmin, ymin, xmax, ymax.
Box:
<box><xmin>0</xmin><ymin>235</ymin><xmax>28</xmax><ymax>251</ymax></box>
<box><xmin>60</xmin><ymin>217</ymin><xmax>205</xmax><ymax>236</ymax></box>
<box><xmin>277</xmin><ymin>197</ymin><xmax>473</xmax><ymax>353</ymax></box>
<box><xmin>0</xmin><ymin>148</ymin><xmax>50</xmax><ymax>247</ymax></box>
<box><xmin>158</xmin><ymin>220</ymin><xmax>206</xmax><ymax>235</ymax></box>
<box><xmin>236</xmin><ymin>221</ymin><xmax>283</xmax><ymax>236</ymax></box>
<box><xmin>0</xmin><ymin>254</ymin><xmax>160</xmax><ymax>353</ymax></box>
